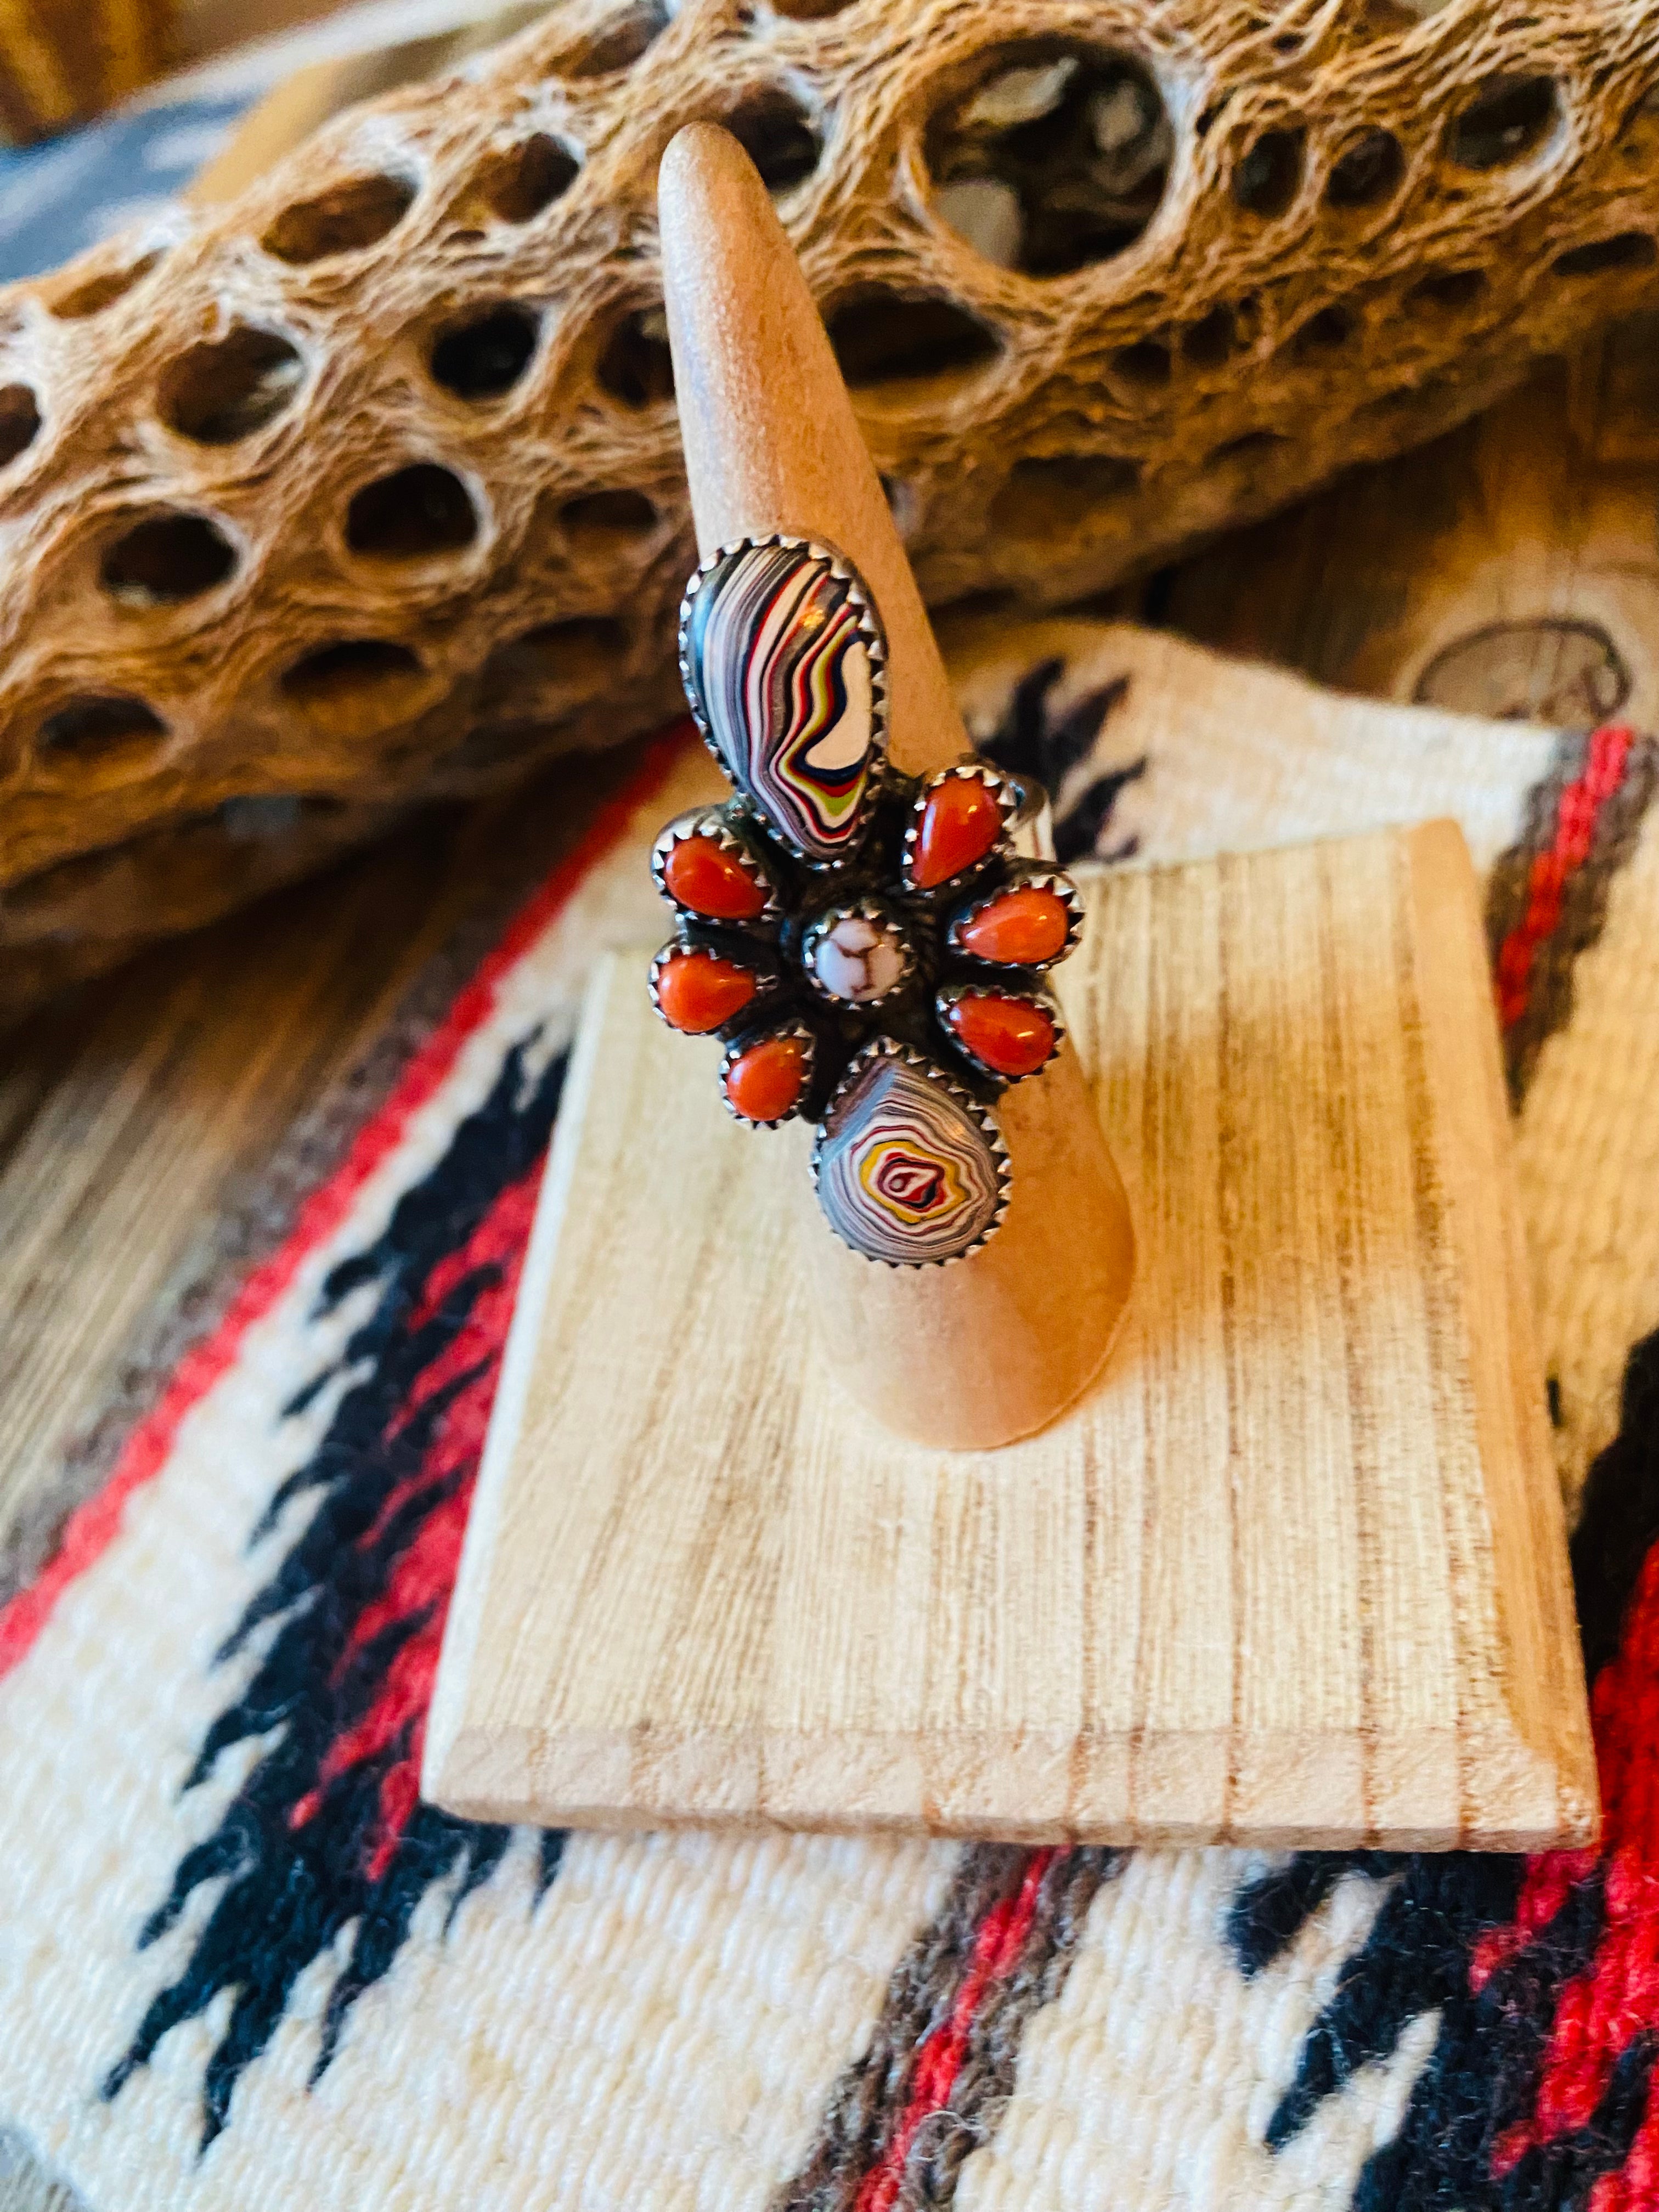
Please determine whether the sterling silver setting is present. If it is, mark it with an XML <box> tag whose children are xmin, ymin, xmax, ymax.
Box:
<box><xmin>651</xmin><ymin>535</ymin><xmax>1085</xmax><ymax>1265</ymax></box>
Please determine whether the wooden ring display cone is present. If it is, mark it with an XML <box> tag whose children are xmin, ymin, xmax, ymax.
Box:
<box><xmin>658</xmin><ymin>121</ymin><xmax>1136</xmax><ymax>1452</ymax></box>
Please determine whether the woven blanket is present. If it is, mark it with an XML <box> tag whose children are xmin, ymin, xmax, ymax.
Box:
<box><xmin>3</xmin><ymin>619</ymin><xmax>1657</xmax><ymax>2212</ymax></box>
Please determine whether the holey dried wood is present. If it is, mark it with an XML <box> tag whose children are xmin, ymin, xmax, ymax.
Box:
<box><xmin>2</xmin><ymin>0</ymin><xmax>1658</xmax><ymax>1020</ymax></box>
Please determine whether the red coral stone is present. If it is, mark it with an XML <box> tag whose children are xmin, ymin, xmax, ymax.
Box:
<box><xmin>664</xmin><ymin>834</ymin><xmax>766</xmax><ymax>921</ymax></box>
<box><xmin>957</xmin><ymin>885</ymin><xmax>1070</xmax><ymax>965</ymax></box>
<box><xmin>724</xmin><ymin>1032</ymin><xmax>808</xmax><ymax>1122</ymax></box>
<box><xmin>913</xmin><ymin>775</ymin><xmax>1003</xmax><ymax>889</ymax></box>
<box><xmin>655</xmin><ymin>949</ymin><xmax>757</xmax><ymax>1032</ymax></box>
<box><xmin>947</xmin><ymin>992</ymin><xmax>1056</xmax><ymax>1077</ymax></box>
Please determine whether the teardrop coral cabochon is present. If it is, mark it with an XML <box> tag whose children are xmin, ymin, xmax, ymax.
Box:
<box><xmin>654</xmin><ymin>947</ymin><xmax>758</xmax><ymax>1033</ymax></box>
<box><xmin>912</xmin><ymin>773</ymin><xmax>1005</xmax><ymax>890</ymax></box>
<box><xmin>682</xmin><ymin>538</ymin><xmax>885</xmax><ymax>864</ymax></box>
<box><xmin>947</xmin><ymin>991</ymin><xmax>1057</xmax><ymax>1079</ymax></box>
<box><xmin>958</xmin><ymin>884</ymin><xmax>1072</xmax><ymax>966</ymax></box>
<box><xmin>724</xmin><ymin>1032</ymin><xmax>809</xmax><ymax>1123</ymax></box>
<box><xmin>663</xmin><ymin>834</ymin><xmax>768</xmax><ymax>921</ymax></box>
<box><xmin>814</xmin><ymin>1046</ymin><xmax>1007</xmax><ymax>1266</ymax></box>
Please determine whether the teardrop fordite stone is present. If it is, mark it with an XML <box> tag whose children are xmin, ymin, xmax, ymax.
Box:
<box><xmin>814</xmin><ymin>1047</ymin><xmax>1005</xmax><ymax>1266</ymax></box>
<box><xmin>682</xmin><ymin>540</ymin><xmax>884</xmax><ymax>863</ymax></box>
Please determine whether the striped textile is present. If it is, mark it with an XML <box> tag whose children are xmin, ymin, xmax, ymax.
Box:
<box><xmin>2</xmin><ymin>621</ymin><xmax>1656</xmax><ymax>2212</ymax></box>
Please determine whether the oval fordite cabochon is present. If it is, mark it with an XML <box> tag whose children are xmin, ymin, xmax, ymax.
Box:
<box><xmin>814</xmin><ymin>1043</ymin><xmax>1008</xmax><ymax>1266</ymax></box>
<box><xmin>680</xmin><ymin>538</ymin><xmax>885</xmax><ymax>863</ymax></box>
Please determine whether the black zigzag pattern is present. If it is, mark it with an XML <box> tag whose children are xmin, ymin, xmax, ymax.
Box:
<box><xmin>95</xmin><ymin>661</ymin><xmax>1143</xmax><ymax>2157</ymax></box>
<box><xmin>976</xmin><ymin>656</ymin><xmax>1145</xmax><ymax>862</ymax></box>
<box><xmin>1229</xmin><ymin>1328</ymin><xmax>1659</xmax><ymax>2208</ymax></box>
<box><xmin>104</xmin><ymin>1039</ymin><xmax>568</xmax><ymax>2148</ymax></box>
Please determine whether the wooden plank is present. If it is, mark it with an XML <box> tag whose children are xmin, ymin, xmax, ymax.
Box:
<box><xmin>425</xmin><ymin>821</ymin><xmax>1597</xmax><ymax>1850</ymax></box>
<box><xmin>1159</xmin><ymin>322</ymin><xmax>1659</xmax><ymax>727</ymax></box>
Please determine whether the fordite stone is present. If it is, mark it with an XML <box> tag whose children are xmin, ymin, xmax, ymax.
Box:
<box><xmin>945</xmin><ymin>990</ymin><xmax>1058</xmax><ymax>1080</ymax></box>
<box><xmin>663</xmin><ymin>832</ymin><xmax>768</xmax><ymax>922</ymax></box>
<box><xmin>723</xmin><ymin>1030</ymin><xmax>809</xmax><ymax>1124</ymax></box>
<box><xmin>804</xmin><ymin>902</ymin><xmax>912</xmax><ymax>1006</ymax></box>
<box><xmin>814</xmin><ymin>1046</ymin><xmax>1006</xmax><ymax>1266</ymax></box>
<box><xmin>909</xmin><ymin>769</ymin><xmax>1005</xmax><ymax>891</ymax></box>
<box><xmin>681</xmin><ymin>539</ymin><xmax>883</xmax><ymax>864</ymax></box>
<box><xmin>955</xmin><ymin>882</ymin><xmax>1073</xmax><ymax>967</ymax></box>
<box><xmin>652</xmin><ymin>946</ymin><xmax>758</xmax><ymax>1034</ymax></box>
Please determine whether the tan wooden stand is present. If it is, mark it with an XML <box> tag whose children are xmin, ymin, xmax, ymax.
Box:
<box><xmin>661</xmin><ymin>122</ymin><xmax>1133</xmax><ymax>1449</ymax></box>
<box><xmin>424</xmin><ymin>818</ymin><xmax>1598</xmax><ymax>1850</ymax></box>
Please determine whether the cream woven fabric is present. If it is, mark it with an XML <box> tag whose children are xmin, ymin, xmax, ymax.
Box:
<box><xmin>1</xmin><ymin>623</ymin><xmax>1652</xmax><ymax>2212</ymax></box>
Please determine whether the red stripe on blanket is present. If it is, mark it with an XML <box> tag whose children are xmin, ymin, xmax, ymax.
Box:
<box><xmin>1484</xmin><ymin>1537</ymin><xmax>1659</xmax><ymax>2194</ymax></box>
<box><xmin>854</xmin><ymin>1847</ymin><xmax>1059</xmax><ymax>2212</ymax></box>
<box><xmin>287</xmin><ymin>1165</ymin><xmax>541</xmax><ymax>1877</ymax></box>
<box><xmin>0</xmin><ymin>727</ymin><xmax>691</xmax><ymax>1684</ymax></box>
<box><xmin>1494</xmin><ymin>724</ymin><xmax>1634</xmax><ymax>1031</ymax></box>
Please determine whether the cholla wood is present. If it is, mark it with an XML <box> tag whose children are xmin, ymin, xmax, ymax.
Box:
<box><xmin>425</xmin><ymin>822</ymin><xmax>1596</xmax><ymax>1850</ymax></box>
<box><xmin>3</xmin><ymin>0</ymin><xmax>1659</xmax><ymax>1021</ymax></box>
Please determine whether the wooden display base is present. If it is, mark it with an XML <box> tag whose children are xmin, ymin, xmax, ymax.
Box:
<box><xmin>424</xmin><ymin>821</ymin><xmax>1598</xmax><ymax>1850</ymax></box>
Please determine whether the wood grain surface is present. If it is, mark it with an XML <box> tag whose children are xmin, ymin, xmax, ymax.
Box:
<box><xmin>0</xmin><ymin>0</ymin><xmax>170</xmax><ymax>143</ymax></box>
<box><xmin>425</xmin><ymin>820</ymin><xmax>1595</xmax><ymax>1850</ymax></box>
<box><xmin>1162</xmin><ymin>317</ymin><xmax>1659</xmax><ymax>729</ymax></box>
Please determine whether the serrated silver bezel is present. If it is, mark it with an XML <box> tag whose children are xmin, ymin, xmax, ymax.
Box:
<box><xmin>944</xmin><ymin>865</ymin><xmax>1086</xmax><ymax>973</ymax></box>
<box><xmin>934</xmin><ymin>978</ymin><xmax>1066</xmax><ymax>1087</ymax></box>
<box><xmin>718</xmin><ymin>1018</ymin><xmax>819</xmax><ymax>1129</ymax></box>
<box><xmin>809</xmin><ymin>1035</ymin><xmax>1012</xmax><ymax>1268</ymax></box>
<box><xmin>899</xmin><ymin>759</ymin><xmax>1031</xmax><ymax>897</ymax></box>
<box><xmin>676</xmin><ymin>532</ymin><xmax>889</xmax><ymax>868</ymax></box>
<box><xmin>799</xmin><ymin>895</ymin><xmax>917</xmax><ymax>1012</ymax></box>
<box><xmin>649</xmin><ymin>803</ymin><xmax>785</xmax><ymax>928</ymax></box>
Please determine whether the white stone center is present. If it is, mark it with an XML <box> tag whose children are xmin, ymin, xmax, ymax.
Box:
<box><xmin>809</xmin><ymin>911</ymin><xmax>908</xmax><ymax>1003</ymax></box>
